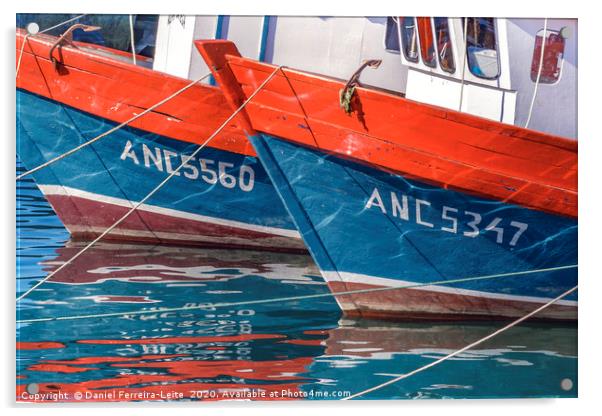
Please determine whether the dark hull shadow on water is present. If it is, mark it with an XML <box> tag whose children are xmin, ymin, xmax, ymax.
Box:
<box><xmin>16</xmin><ymin>159</ymin><xmax>577</xmax><ymax>402</ymax></box>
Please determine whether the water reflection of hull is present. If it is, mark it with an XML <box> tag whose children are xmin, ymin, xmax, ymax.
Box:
<box><xmin>18</xmin><ymin>241</ymin><xmax>577</xmax><ymax>401</ymax></box>
<box><xmin>17</xmin><ymin>336</ymin><xmax>321</xmax><ymax>402</ymax></box>
<box><xmin>309</xmin><ymin>319</ymin><xmax>577</xmax><ymax>399</ymax></box>
<box><xmin>44</xmin><ymin>241</ymin><xmax>322</xmax><ymax>286</ymax></box>
<box><xmin>18</xmin><ymin>242</ymin><xmax>338</xmax><ymax>402</ymax></box>
<box><xmin>323</xmin><ymin>319</ymin><xmax>577</xmax><ymax>358</ymax></box>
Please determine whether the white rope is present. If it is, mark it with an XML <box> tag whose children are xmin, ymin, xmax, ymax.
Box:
<box><xmin>16</xmin><ymin>14</ymin><xmax>87</xmax><ymax>78</ymax></box>
<box><xmin>16</xmin><ymin>263</ymin><xmax>576</xmax><ymax>323</ymax></box>
<box><xmin>458</xmin><ymin>17</ymin><xmax>469</xmax><ymax>112</ymax></box>
<box><xmin>342</xmin><ymin>284</ymin><xmax>577</xmax><ymax>400</ymax></box>
<box><xmin>16</xmin><ymin>65</ymin><xmax>284</xmax><ymax>303</ymax></box>
<box><xmin>128</xmin><ymin>14</ymin><xmax>137</xmax><ymax>65</ymax></box>
<box><xmin>16</xmin><ymin>72</ymin><xmax>211</xmax><ymax>181</ymax></box>
<box><xmin>525</xmin><ymin>18</ymin><xmax>548</xmax><ymax>129</ymax></box>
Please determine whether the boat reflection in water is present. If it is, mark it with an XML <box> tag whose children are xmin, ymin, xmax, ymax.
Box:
<box><xmin>17</xmin><ymin>241</ymin><xmax>336</xmax><ymax>402</ymax></box>
<box><xmin>311</xmin><ymin>319</ymin><xmax>577</xmax><ymax>399</ymax></box>
<box><xmin>17</xmin><ymin>242</ymin><xmax>576</xmax><ymax>401</ymax></box>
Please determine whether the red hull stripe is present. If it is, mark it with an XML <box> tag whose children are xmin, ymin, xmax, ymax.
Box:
<box><xmin>195</xmin><ymin>40</ymin><xmax>577</xmax><ymax>218</ymax></box>
<box><xmin>42</xmin><ymin>186</ymin><xmax>304</xmax><ymax>251</ymax></box>
<box><xmin>326</xmin><ymin>280</ymin><xmax>576</xmax><ymax>321</ymax></box>
<box><xmin>16</xmin><ymin>30</ymin><xmax>255</xmax><ymax>158</ymax></box>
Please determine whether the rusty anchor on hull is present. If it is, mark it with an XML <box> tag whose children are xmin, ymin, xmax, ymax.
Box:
<box><xmin>48</xmin><ymin>23</ymin><xmax>101</xmax><ymax>70</ymax></box>
<box><xmin>339</xmin><ymin>59</ymin><xmax>382</xmax><ymax>114</ymax></box>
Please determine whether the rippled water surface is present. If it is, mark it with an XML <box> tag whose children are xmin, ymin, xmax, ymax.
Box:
<box><xmin>16</xmin><ymin>158</ymin><xmax>577</xmax><ymax>401</ymax></box>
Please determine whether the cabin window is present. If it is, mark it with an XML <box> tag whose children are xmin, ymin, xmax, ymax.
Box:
<box><xmin>530</xmin><ymin>28</ymin><xmax>565</xmax><ymax>84</ymax></box>
<box><xmin>464</xmin><ymin>17</ymin><xmax>500</xmax><ymax>79</ymax></box>
<box><xmin>399</xmin><ymin>17</ymin><xmax>419</xmax><ymax>63</ymax></box>
<box><xmin>384</xmin><ymin>17</ymin><xmax>401</xmax><ymax>52</ymax></box>
<box><xmin>433</xmin><ymin>17</ymin><xmax>455</xmax><ymax>73</ymax></box>
<box><xmin>416</xmin><ymin>17</ymin><xmax>437</xmax><ymax>67</ymax></box>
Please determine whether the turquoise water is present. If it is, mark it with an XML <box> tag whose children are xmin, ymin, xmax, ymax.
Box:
<box><xmin>16</xmin><ymin>159</ymin><xmax>577</xmax><ymax>401</ymax></box>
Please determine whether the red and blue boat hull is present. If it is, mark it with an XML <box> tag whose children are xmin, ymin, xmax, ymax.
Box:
<box><xmin>248</xmin><ymin>133</ymin><xmax>577</xmax><ymax>320</ymax></box>
<box><xmin>16</xmin><ymin>31</ymin><xmax>303</xmax><ymax>251</ymax></box>
<box><xmin>17</xmin><ymin>89</ymin><xmax>302</xmax><ymax>251</ymax></box>
<box><xmin>195</xmin><ymin>39</ymin><xmax>578</xmax><ymax>320</ymax></box>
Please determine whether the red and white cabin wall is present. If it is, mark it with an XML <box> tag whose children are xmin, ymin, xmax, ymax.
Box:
<box><xmin>151</xmin><ymin>15</ymin><xmax>576</xmax><ymax>139</ymax></box>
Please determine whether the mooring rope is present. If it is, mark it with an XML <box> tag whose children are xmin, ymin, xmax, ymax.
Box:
<box><xmin>458</xmin><ymin>17</ymin><xmax>469</xmax><ymax>112</ymax></box>
<box><xmin>525</xmin><ymin>18</ymin><xmax>549</xmax><ymax>129</ymax></box>
<box><xmin>16</xmin><ymin>65</ymin><xmax>284</xmax><ymax>303</ymax></box>
<box><xmin>342</xmin><ymin>284</ymin><xmax>577</xmax><ymax>400</ymax></box>
<box><xmin>16</xmin><ymin>263</ymin><xmax>576</xmax><ymax>323</ymax></box>
<box><xmin>16</xmin><ymin>14</ymin><xmax>88</xmax><ymax>78</ymax></box>
<box><xmin>16</xmin><ymin>72</ymin><xmax>211</xmax><ymax>181</ymax></box>
<box><xmin>128</xmin><ymin>14</ymin><xmax>137</xmax><ymax>65</ymax></box>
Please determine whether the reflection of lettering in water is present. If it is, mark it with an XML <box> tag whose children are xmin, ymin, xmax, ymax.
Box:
<box><xmin>82</xmin><ymin>263</ymin><xmax>324</xmax><ymax>285</ymax></box>
<box><xmin>118</xmin><ymin>306</ymin><xmax>255</xmax><ymax>361</ymax></box>
<box><xmin>119</xmin><ymin>140</ymin><xmax>255</xmax><ymax>192</ymax></box>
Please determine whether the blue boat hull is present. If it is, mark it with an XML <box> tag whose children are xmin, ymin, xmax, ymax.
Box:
<box><xmin>249</xmin><ymin>133</ymin><xmax>578</xmax><ymax>320</ymax></box>
<box><xmin>16</xmin><ymin>89</ymin><xmax>303</xmax><ymax>251</ymax></box>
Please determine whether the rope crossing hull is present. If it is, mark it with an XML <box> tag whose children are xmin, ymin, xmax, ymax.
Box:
<box><xmin>195</xmin><ymin>40</ymin><xmax>578</xmax><ymax>321</ymax></box>
<box><xmin>248</xmin><ymin>133</ymin><xmax>577</xmax><ymax>320</ymax></box>
<box><xmin>17</xmin><ymin>90</ymin><xmax>303</xmax><ymax>251</ymax></box>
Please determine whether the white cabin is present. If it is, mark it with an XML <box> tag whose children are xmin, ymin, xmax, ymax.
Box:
<box><xmin>152</xmin><ymin>16</ymin><xmax>408</xmax><ymax>94</ymax></box>
<box><xmin>392</xmin><ymin>17</ymin><xmax>577</xmax><ymax>139</ymax></box>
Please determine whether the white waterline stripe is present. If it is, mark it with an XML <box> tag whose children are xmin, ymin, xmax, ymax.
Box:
<box><xmin>38</xmin><ymin>184</ymin><xmax>301</xmax><ymax>239</ymax></box>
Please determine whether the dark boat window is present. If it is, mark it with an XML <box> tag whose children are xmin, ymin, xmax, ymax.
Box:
<box><xmin>384</xmin><ymin>17</ymin><xmax>401</xmax><ymax>52</ymax></box>
<box><xmin>16</xmin><ymin>14</ymin><xmax>159</xmax><ymax>60</ymax></box>
<box><xmin>531</xmin><ymin>28</ymin><xmax>566</xmax><ymax>84</ymax></box>
<box><xmin>463</xmin><ymin>17</ymin><xmax>500</xmax><ymax>79</ymax></box>
<box><xmin>433</xmin><ymin>17</ymin><xmax>455</xmax><ymax>73</ymax></box>
<box><xmin>416</xmin><ymin>17</ymin><xmax>437</xmax><ymax>68</ymax></box>
<box><xmin>399</xmin><ymin>17</ymin><xmax>419</xmax><ymax>63</ymax></box>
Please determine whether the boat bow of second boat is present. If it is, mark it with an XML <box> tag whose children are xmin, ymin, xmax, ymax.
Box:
<box><xmin>196</xmin><ymin>32</ymin><xmax>577</xmax><ymax>321</ymax></box>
